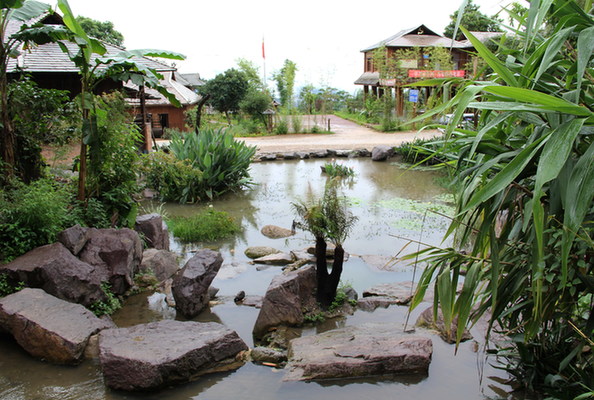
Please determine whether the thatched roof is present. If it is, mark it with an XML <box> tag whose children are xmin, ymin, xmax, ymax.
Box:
<box><xmin>354</xmin><ymin>71</ymin><xmax>379</xmax><ymax>85</ymax></box>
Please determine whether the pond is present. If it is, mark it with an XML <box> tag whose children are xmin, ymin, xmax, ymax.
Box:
<box><xmin>0</xmin><ymin>158</ymin><xmax>515</xmax><ymax>400</ymax></box>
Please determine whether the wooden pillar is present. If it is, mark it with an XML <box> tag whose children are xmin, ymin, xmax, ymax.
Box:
<box><xmin>396</xmin><ymin>86</ymin><xmax>404</xmax><ymax>117</ymax></box>
<box><xmin>140</xmin><ymin>85</ymin><xmax>151</xmax><ymax>153</ymax></box>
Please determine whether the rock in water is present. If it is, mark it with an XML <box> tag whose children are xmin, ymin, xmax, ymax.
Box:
<box><xmin>0</xmin><ymin>243</ymin><xmax>106</xmax><ymax>307</ymax></box>
<box><xmin>0</xmin><ymin>288</ymin><xmax>112</xmax><ymax>364</ymax></box>
<box><xmin>285</xmin><ymin>323</ymin><xmax>432</xmax><ymax>381</ymax></box>
<box><xmin>371</xmin><ymin>145</ymin><xmax>395</xmax><ymax>161</ymax></box>
<box><xmin>244</xmin><ymin>246</ymin><xmax>281</xmax><ymax>259</ymax></box>
<box><xmin>78</xmin><ymin>228</ymin><xmax>143</xmax><ymax>295</ymax></box>
<box><xmin>99</xmin><ymin>320</ymin><xmax>248</xmax><ymax>391</ymax></box>
<box><xmin>139</xmin><ymin>249</ymin><xmax>179</xmax><ymax>282</ymax></box>
<box><xmin>135</xmin><ymin>213</ymin><xmax>170</xmax><ymax>251</ymax></box>
<box><xmin>260</xmin><ymin>225</ymin><xmax>294</xmax><ymax>239</ymax></box>
<box><xmin>253</xmin><ymin>265</ymin><xmax>317</xmax><ymax>339</ymax></box>
<box><xmin>171</xmin><ymin>249</ymin><xmax>222</xmax><ymax>318</ymax></box>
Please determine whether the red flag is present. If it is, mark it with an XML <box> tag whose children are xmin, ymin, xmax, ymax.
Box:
<box><xmin>262</xmin><ymin>37</ymin><xmax>265</xmax><ymax>59</ymax></box>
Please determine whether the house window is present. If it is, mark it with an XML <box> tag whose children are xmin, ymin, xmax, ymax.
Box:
<box><xmin>158</xmin><ymin>113</ymin><xmax>169</xmax><ymax>129</ymax></box>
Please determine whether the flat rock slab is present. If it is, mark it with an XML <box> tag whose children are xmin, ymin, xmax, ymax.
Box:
<box><xmin>99</xmin><ymin>320</ymin><xmax>248</xmax><ymax>391</ymax></box>
<box><xmin>362</xmin><ymin>281</ymin><xmax>417</xmax><ymax>305</ymax></box>
<box><xmin>285</xmin><ymin>323</ymin><xmax>432</xmax><ymax>381</ymax></box>
<box><xmin>357</xmin><ymin>295</ymin><xmax>401</xmax><ymax>312</ymax></box>
<box><xmin>253</xmin><ymin>252</ymin><xmax>295</xmax><ymax>265</ymax></box>
<box><xmin>0</xmin><ymin>288</ymin><xmax>112</xmax><ymax>364</ymax></box>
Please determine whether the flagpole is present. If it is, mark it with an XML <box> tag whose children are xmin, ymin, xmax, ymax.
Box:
<box><xmin>262</xmin><ymin>36</ymin><xmax>266</xmax><ymax>91</ymax></box>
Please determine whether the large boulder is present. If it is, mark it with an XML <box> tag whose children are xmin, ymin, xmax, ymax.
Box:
<box><xmin>371</xmin><ymin>145</ymin><xmax>395</xmax><ymax>161</ymax></box>
<box><xmin>78</xmin><ymin>228</ymin><xmax>143</xmax><ymax>295</ymax></box>
<box><xmin>57</xmin><ymin>224</ymin><xmax>89</xmax><ymax>255</ymax></box>
<box><xmin>99</xmin><ymin>320</ymin><xmax>248</xmax><ymax>391</ymax></box>
<box><xmin>0</xmin><ymin>288</ymin><xmax>112</xmax><ymax>364</ymax></box>
<box><xmin>285</xmin><ymin>323</ymin><xmax>433</xmax><ymax>381</ymax></box>
<box><xmin>253</xmin><ymin>265</ymin><xmax>317</xmax><ymax>339</ymax></box>
<box><xmin>135</xmin><ymin>213</ymin><xmax>169</xmax><ymax>251</ymax></box>
<box><xmin>139</xmin><ymin>249</ymin><xmax>178</xmax><ymax>282</ymax></box>
<box><xmin>0</xmin><ymin>243</ymin><xmax>106</xmax><ymax>307</ymax></box>
<box><xmin>362</xmin><ymin>281</ymin><xmax>417</xmax><ymax>305</ymax></box>
<box><xmin>253</xmin><ymin>252</ymin><xmax>295</xmax><ymax>266</ymax></box>
<box><xmin>171</xmin><ymin>249</ymin><xmax>222</xmax><ymax>318</ymax></box>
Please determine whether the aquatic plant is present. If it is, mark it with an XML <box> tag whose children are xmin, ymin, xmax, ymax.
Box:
<box><xmin>321</xmin><ymin>162</ymin><xmax>355</xmax><ymax>178</ymax></box>
<box><xmin>169</xmin><ymin>209</ymin><xmax>240</xmax><ymax>242</ymax></box>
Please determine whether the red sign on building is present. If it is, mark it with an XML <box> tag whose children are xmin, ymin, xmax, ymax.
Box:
<box><xmin>408</xmin><ymin>70</ymin><xmax>466</xmax><ymax>78</ymax></box>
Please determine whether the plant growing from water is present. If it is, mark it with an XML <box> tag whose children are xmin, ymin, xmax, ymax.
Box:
<box><xmin>169</xmin><ymin>209</ymin><xmax>241</xmax><ymax>242</ymax></box>
<box><xmin>321</xmin><ymin>162</ymin><xmax>355</xmax><ymax>178</ymax></box>
<box><xmin>89</xmin><ymin>282</ymin><xmax>121</xmax><ymax>316</ymax></box>
<box><xmin>293</xmin><ymin>182</ymin><xmax>358</xmax><ymax>308</ymax></box>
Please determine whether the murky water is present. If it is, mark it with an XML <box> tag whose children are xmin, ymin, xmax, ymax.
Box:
<box><xmin>0</xmin><ymin>159</ymin><xmax>515</xmax><ymax>400</ymax></box>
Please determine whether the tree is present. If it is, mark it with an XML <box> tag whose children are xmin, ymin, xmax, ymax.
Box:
<box><xmin>200</xmin><ymin>68</ymin><xmax>248</xmax><ymax>125</ymax></box>
<box><xmin>240</xmin><ymin>90</ymin><xmax>271</xmax><ymax>125</ymax></box>
<box><xmin>236</xmin><ymin>58</ymin><xmax>263</xmax><ymax>92</ymax></box>
<box><xmin>18</xmin><ymin>0</ymin><xmax>184</xmax><ymax>203</ymax></box>
<box><xmin>75</xmin><ymin>16</ymin><xmax>124</xmax><ymax>47</ymax></box>
<box><xmin>0</xmin><ymin>0</ymin><xmax>52</xmax><ymax>183</ymax></box>
<box><xmin>293</xmin><ymin>182</ymin><xmax>358</xmax><ymax>307</ymax></box>
<box><xmin>273</xmin><ymin>59</ymin><xmax>297</xmax><ymax>110</ymax></box>
<box><xmin>409</xmin><ymin>0</ymin><xmax>593</xmax><ymax>397</ymax></box>
<box><xmin>443</xmin><ymin>0</ymin><xmax>502</xmax><ymax>40</ymax></box>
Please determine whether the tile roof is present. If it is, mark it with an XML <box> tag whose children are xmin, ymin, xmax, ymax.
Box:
<box><xmin>125</xmin><ymin>71</ymin><xmax>200</xmax><ymax>106</ymax></box>
<box><xmin>361</xmin><ymin>24</ymin><xmax>471</xmax><ymax>52</ymax></box>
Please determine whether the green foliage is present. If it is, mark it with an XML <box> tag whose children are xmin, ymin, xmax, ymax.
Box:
<box><xmin>0</xmin><ymin>178</ymin><xmax>75</xmax><ymax>261</ymax></box>
<box><xmin>169</xmin><ymin>209</ymin><xmax>240</xmax><ymax>242</ymax></box>
<box><xmin>240</xmin><ymin>90</ymin><xmax>271</xmax><ymax>124</ymax></box>
<box><xmin>200</xmin><ymin>69</ymin><xmax>249</xmax><ymax>123</ymax></box>
<box><xmin>273</xmin><ymin>59</ymin><xmax>297</xmax><ymax>110</ymax></box>
<box><xmin>408</xmin><ymin>1</ymin><xmax>594</xmax><ymax>397</ymax></box>
<box><xmin>0</xmin><ymin>274</ymin><xmax>24</xmax><ymax>297</ymax></box>
<box><xmin>236</xmin><ymin>58</ymin><xmax>264</xmax><ymax>92</ymax></box>
<box><xmin>322</xmin><ymin>162</ymin><xmax>355</xmax><ymax>178</ymax></box>
<box><xmin>394</xmin><ymin>137</ymin><xmax>447</xmax><ymax>165</ymax></box>
<box><xmin>443</xmin><ymin>0</ymin><xmax>502</xmax><ymax>39</ymax></box>
<box><xmin>89</xmin><ymin>282</ymin><xmax>121</xmax><ymax>316</ymax></box>
<box><xmin>75</xmin><ymin>16</ymin><xmax>124</xmax><ymax>47</ymax></box>
<box><xmin>275</xmin><ymin>117</ymin><xmax>289</xmax><ymax>134</ymax></box>
<box><xmin>86</xmin><ymin>92</ymin><xmax>141</xmax><ymax>227</ymax></box>
<box><xmin>303</xmin><ymin>312</ymin><xmax>325</xmax><ymax>324</ymax></box>
<box><xmin>8</xmin><ymin>77</ymin><xmax>77</xmax><ymax>182</ymax></box>
<box><xmin>144</xmin><ymin>128</ymin><xmax>256</xmax><ymax>203</ymax></box>
<box><xmin>142</xmin><ymin>151</ymin><xmax>204</xmax><ymax>204</ymax></box>
<box><xmin>291</xmin><ymin>115</ymin><xmax>302</xmax><ymax>133</ymax></box>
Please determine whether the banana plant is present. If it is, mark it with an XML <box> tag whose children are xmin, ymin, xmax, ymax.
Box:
<box><xmin>16</xmin><ymin>0</ymin><xmax>185</xmax><ymax>201</ymax></box>
<box><xmin>0</xmin><ymin>0</ymin><xmax>52</xmax><ymax>180</ymax></box>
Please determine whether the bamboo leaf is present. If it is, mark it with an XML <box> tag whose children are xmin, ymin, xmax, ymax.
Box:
<box><xmin>460</xmin><ymin>27</ymin><xmax>518</xmax><ymax>86</ymax></box>
<box><xmin>577</xmin><ymin>26</ymin><xmax>594</xmax><ymax>94</ymax></box>
<box><xmin>481</xmin><ymin>86</ymin><xmax>591</xmax><ymax>115</ymax></box>
<box><xmin>534</xmin><ymin>26</ymin><xmax>573</xmax><ymax>83</ymax></box>
<box><xmin>437</xmin><ymin>266</ymin><xmax>453</xmax><ymax>338</ymax></box>
<box><xmin>461</xmin><ymin>135</ymin><xmax>548</xmax><ymax>213</ymax></box>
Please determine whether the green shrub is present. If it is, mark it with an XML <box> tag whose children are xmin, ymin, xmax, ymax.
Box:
<box><xmin>89</xmin><ymin>282</ymin><xmax>121</xmax><ymax>316</ymax></box>
<box><xmin>394</xmin><ymin>137</ymin><xmax>446</xmax><ymax>165</ymax></box>
<box><xmin>168</xmin><ymin>128</ymin><xmax>256</xmax><ymax>200</ymax></box>
<box><xmin>142</xmin><ymin>151</ymin><xmax>204</xmax><ymax>204</ymax></box>
<box><xmin>169</xmin><ymin>209</ymin><xmax>241</xmax><ymax>242</ymax></box>
<box><xmin>0</xmin><ymin>179</ymin><xmax>74</xmax><ymax>261</ymax></box>
<box><xmin>275</xmin><ymin>117</ymin><xmax>289</xmax><ymax>134</ymax></box>
<box><xmin>291</xmin><ymin>115</ymin><xmax>302</xmax><ymax>133</ymax></box>
<box><xmin>0</xmin><ymin>274</ymin><xmax>25</xmax><ymax>297</ymax></box>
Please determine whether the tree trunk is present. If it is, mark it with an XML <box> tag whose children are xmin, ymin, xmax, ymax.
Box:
<box><xmin>0</xmin><ymin>72</ymin><xmax>15</xmax><ymax>182</ymax></box>
<box><xmin>314</xmin><ymin>236</ymin><xmax>329</xmax><ymax>306</ymax></box>
<box><xmin>194</xmin><ymin>94</ymin><xmax>210</xmax><ymax>134</ymax></box>
<box><xmin>327</xmin><ymin>244</ymin><xmax>344</xmax><ymax>302</ymax></box>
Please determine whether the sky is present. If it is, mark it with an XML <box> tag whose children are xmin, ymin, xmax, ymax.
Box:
<box><xmin>60</xmin><ymin>0</ymin><xmax>512</xmax><ymax>94</ymax></box>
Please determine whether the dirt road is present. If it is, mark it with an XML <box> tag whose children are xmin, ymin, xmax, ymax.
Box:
<box><xmin>239</xmin><ymin>115</ymin><xmax>440</xmax><ymax>154</ymax></box>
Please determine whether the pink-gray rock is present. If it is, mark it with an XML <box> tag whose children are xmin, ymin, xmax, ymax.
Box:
<box><xmin>0</xmin><ymin>243</ymin><xmax>106</xmax><ymax>306</ymax></box>
<box><xmin>0</xmin><ymin>288</ymin><xmax>112</xmax><ymax>364</ymax></box>
<box><xmin>416</xmin><ymin>306</ymin><xmax>473</xmax><ymax>344</ymax></box>
<box><xmin>98</xmin><ymin>320</ymin><xmax>248</xmax><ymax>391</ymax></box>
<box><xmin>171</xmin><ymin>249</ymin><xmax>222</xmax><ymax>318</ymax></box>
<box><xmin>57</xmin><ymin>224</ymin><xmax>89</xmax><ymax>255</ymax></box>
<box><xmin>260</xmin><ymin>225</ymin><xmax>294</xmax><ymax>239</ymax></box>
<box><xmin>253</xmin><ymin>265</ymin><xmax>317</xmax><ymax>339</ymax></box>
<box><xmin>371</xmin><ymin>145</ymin><xmax>395</xmax><ymax>161</ymax></box>
<box><xmin>78</xmin><ymin>228</ymin><xmax>143</xmax><ymax>295</ymax></box>
<box><xmin>135</xmin><ymin>213</ymin><xmax>169</xmax><ymax>251</ymax></box>
<box><xmin>285</xmin><ymin>323</ymin><xmax>432</xmax><ymax>381</ymax></box>
<box><xmin>139</xmin><ymin>249</ymin><xmax>179</xmax><ymax>282</ymax></box>
<box><xmin>362</xmin><ymin>281</ymin><xmax>417</xmax><ymax>305</ymax></box>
